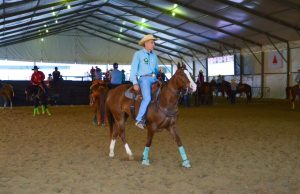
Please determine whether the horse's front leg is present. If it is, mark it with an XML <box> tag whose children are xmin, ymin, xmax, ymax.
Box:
<box><xmin>33</xmin><ymin>98</ymin><xmax>40</xmax><ymax>116</ymax></box>
<box><xmin>3</xmin><ymin>99</ymin><xmax>7</xmax><ymax>108</ymax></box>
<box><xmin>141</xmin><ymin>128</ymin><xmax>155</xmax><ymax>166</ymax></box>
<box><xmin>169</xmin><ymin>124</ymin><xmax>191</xmax><ymax>168</ymax></box>
<box><xmin>9</xmin><ymin>98</ymin><xmax>13</xmax><ymax>109</ymax></box>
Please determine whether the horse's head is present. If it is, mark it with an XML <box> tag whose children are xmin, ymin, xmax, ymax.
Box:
<box><xmin>25</xmin><ymin>86</ymin><xmax>32</xmax><ymax>101</ymax></box>
<box><xmin>173</xmin><ymin>66</ymin><xmax>197</xmax><ymax>93</ymax></box>
<box><xmin>25</xmin><ymin>85</ymin><xmax>39</xmax><ymax>101</ymax></box>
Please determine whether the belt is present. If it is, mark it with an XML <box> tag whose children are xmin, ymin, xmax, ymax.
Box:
<box><xmin>140</xmin><ymin>73</ymin><xmax>155</xmax><ymax>77</ymax></box>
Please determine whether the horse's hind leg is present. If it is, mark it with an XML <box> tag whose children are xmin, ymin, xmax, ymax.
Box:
<box><xmin>169</xmin><ymin>125</ymin><xmax>191</xmax><ymax>168</ymax></box>
<box><xmin>42</xmin><ymin>103</ymin><xmax>51</xmax><ymax>116</ymax></box>
<box><xmin>141</xmin><ymin>129</ymin><xmax>154</xmax><ymax>166</ymax></box>
<box><xmin>9</xmin><ymin>98</ymin><xmax>12</xmax><ymax>109</ymax></box>
<box><xmin>118</xmin><ymin>119</ymin><xmax>134</xmax><ymax>160</ymax></box>
<box><xmin>109</xmin><ymin>124</ymin><xmax>118</xmax><ymax>158</ymax></box>
<box><xmin>33</xmin><ymin>99</ymin><xmax>40</xmax><ymax>116</ymax></box>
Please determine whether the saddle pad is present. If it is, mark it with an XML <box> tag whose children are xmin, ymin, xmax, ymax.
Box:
<box><xmin>124</xmin><ymin>87</ymin><xmax>140</xmax><ymax>100</ymax></box>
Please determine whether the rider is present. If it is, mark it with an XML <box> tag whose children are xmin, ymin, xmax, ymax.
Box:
<box><xmin>108</xmin><ymin>63</ymin><xmax>123</xmax><ymax>89</ymax></box>
<box><xmin>156</xmin><ymin>66</ymin><xmax>168</xmax><ymax>83</ymax></box>
<box><xmin>121</xmin><ymin>69</ymin><xmax>126</xmax><ymax>83</ymax></box>
<box><xmin>130</xmin><ymin>34</ymin><xmax>159</xmax><ymax>129</ymax></box>
<box><xmin>95</xmin><ymin>66</ymin><xmax>102</xmax><ymax>80</ymax></box>
<box><xmin>216</xmin><ymin>74</ymin><xmax>223</xmax><ymax>94</ymax></box>
<box><xmin>196</xmin><ymin>70</ymin><xmax>205</xmax><ymax>86</ymax></box>
<box><xmin>31</xmin><ymin>65</ymin><xmax>48</xmax><ymax>95</ymax></box>
<box><xmin>52</xmin><ymin>67</ymin><xmax>61</xmax><ymax>83</ymax></box>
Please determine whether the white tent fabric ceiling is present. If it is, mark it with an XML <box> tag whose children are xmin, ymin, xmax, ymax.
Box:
<box><xmin>0</xmin><ymin>0</ymin><xmax>300</xmax><ymax>62</ymax></box>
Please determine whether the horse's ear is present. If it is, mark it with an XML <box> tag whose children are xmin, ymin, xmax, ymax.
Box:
<box><xmin>176</xmin><ymin>62</ymin><xmax>185</xmax><ymax>70</ymax></box>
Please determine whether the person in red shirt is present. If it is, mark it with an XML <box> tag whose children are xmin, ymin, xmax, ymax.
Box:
<box><xmin>31</xmin><ymin>65</ymin><xmax>48</xmax><ymax>95</ymax></box>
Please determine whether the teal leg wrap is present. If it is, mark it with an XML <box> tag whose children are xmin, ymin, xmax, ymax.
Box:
<box><xmin>179</xmin><ymin>146</ymin><xmax>191</xmax><ymax>168</ymax></box>
<box><xmin>179</xmin><ymin>146</ymin><xmax>187</xmax><ymax>161</ymax></box>
<box><xmin>141</xmin><ymin>147</ymin><xmax>150</xmax><ymax>166</ymax></box>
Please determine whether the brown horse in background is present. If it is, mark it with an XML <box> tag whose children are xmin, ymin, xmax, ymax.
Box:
<box><xmin>0</xmin><ymin>83</ymin><xmax>14</xmax><ymax>108</ymax></box>
<box><xmin>222</xmin><ymin>80</ymin><xmax>252</xmax><ymax>103</ymax></box>
<box><xmin>236</xmin><ymin>83</ymin><xmax>252</xmax><ymax>103</ymax></box>
<box><xmin>195</xmin><ymin>81</ymin><xmax>215</xmax><ymax>105</ymax></box>
<box><xmin>286</xmin><ymin>84</ymin><xmax>299</xmax><ymax>110</ymax></box>
<box><xmin>90</xmin><ymin>80</ymin><xmax>109</xmax><ymax>126</ymax></box>
<box><xmin>105</xmin><ymin>67</ymin><xmax>197</xmax><ymax>168</ymax></box>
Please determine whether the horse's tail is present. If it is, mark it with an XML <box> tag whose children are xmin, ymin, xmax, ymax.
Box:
<box><xmin>249</xmin><ymin>86</ymin><xmax>252</xmax><ymax>100</ymax></box>
<box><xmin>12</xmin><ymin>87</ymin><xmax>15</xmax><ymax>98</ymax></box>
<box><xmin>99</xmin><ymin>92</ymin><xmax>107</xmax><ymax>125</ymax></box>
<box><xmin>8</xmin><ymin>84</ymin><xmax>14</xmax><ymax>97</ymax></box>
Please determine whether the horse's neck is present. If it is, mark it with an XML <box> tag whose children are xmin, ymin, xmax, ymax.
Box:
<box><xmin>159</xmin><ymin>79</ymin><xmax>179</xmax><ymax>109</ymax></box>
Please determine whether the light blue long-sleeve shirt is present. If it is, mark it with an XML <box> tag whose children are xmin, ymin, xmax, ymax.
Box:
<box><xmin>130</xmin><ymin>48</ymin><xmax>159</xmax><ymax>85</ymax></box>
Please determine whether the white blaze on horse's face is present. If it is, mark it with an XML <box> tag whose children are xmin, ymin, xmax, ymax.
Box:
<box><xmin>184</xmin><ymin>70</ymin><xmax>197</xmax><ymax>92</ymax></box>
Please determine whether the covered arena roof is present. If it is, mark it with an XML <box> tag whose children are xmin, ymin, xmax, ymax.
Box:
<box><xmin>0</xmin><ymin>0</ymin><xmax>300</xmax><ymax>60</ymax></box>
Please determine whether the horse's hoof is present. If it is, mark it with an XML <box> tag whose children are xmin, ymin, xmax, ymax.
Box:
<box><xmin>128</xmin><ymin>155</ymin><xmax>134</xmax><ymax>161</ymax></box>
<box><xmin>109</xmin><ymin>152</ymin><xmax>114</xmax><ymax>158</ymax></box>
<box><xmin>141</xmin><ymin>159</ymin><xmax>150</xmax><ymax>166</ymax></box>
<box><xmin>182</xmin><ymin>160</ymin><xmax>191</xmax><ymax>168</ymax></box>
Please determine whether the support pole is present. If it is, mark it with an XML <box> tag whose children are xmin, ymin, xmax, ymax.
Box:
<box><xmin>261</xmin><ymin>49</ymin><xmax>265</xmax><ymax>98</ymax></box>
<box><xmin>287</xmin><ymin>42</ymin><xmax>291</xmax><ymax>87</ymax></box>
<box><xmin>205</xmin><ymin>58</ymin><xmax>209</xmax><ymax>82</ymax></box>
<box><xmin>240</xmin><ymin>53</ymin><xmax>244</xmax><ymax>84</ymax></box>
<box><xmin>244</xmin><ymin>42</ymin><xmax>264</xmax><ymax>98</ymax></box>
<box><xmin>192</xmin><ymin>60</ymin><xmax>196</xmax><ymax>81</ymax></box>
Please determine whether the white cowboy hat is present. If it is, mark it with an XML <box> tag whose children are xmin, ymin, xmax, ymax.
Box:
<box><xmin>138</xmin><ymin>34</ymin><xmax>159</xmax><ymax>46</ymax></box>
<box><xmin>199</xmin><ymin>70</ymin><xmax>203</xmax><ymax>73</ymax></box>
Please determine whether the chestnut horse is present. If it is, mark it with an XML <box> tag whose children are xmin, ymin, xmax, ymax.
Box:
<box><xmin>0</xmin><ymin>83</ymin><xmax>14</xmax><ymax>108</ymax></box>
<box><xmin>105</xmin><ymin>67</ymin><xmax>196</xmax><ymax>168</ymax></box>
<box><xmin>286</xmin><ymin>84</ymin><xmax>299</xmax><ymax>110</ymax></box>
<box><xmin>90</xmin><ymin>80</ymin><xmax>109</xmax><ymax>126</ymax></box>
<box><xmin>195</xmin><ymin>82</ymin><xmax>214</xmax><ymax>105</ymax></box>
<box><xmin>25</xmin><ymin>85</ymin><xmax>51</xmax><ymax>116</ymax></box>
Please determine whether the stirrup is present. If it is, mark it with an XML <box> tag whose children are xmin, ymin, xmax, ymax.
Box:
<box><xmin>135</xmin><ymin>121</ymin><xmax>145</xmax><ymax>129</ymax></box>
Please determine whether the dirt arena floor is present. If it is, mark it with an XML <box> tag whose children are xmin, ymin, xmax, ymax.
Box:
<box><xmin>1</xmin><ymin>99</ymin><xmax>300</xmax><ymax>194</ymax></box>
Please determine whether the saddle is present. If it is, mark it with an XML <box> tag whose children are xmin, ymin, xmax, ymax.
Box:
<box><xmin>124</xmin><ymin>82</ymin><xmax>162</xmax><ymax>119</ymax></box>
<box><xmin>124</xmin><ymin>82</ymin><xmax>161</xmax><ymax>100</ymax></box>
